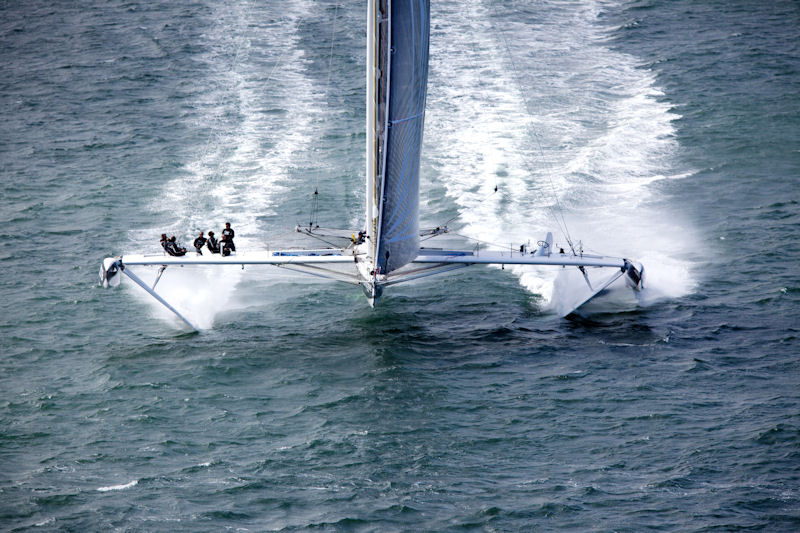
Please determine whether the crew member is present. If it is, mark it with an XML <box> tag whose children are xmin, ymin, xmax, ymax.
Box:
<box><xmin>206</xmin><ymin>231</ymin><xmax>220</xmax><ymax>254</ymax></box>
<box><xmin>160</xmin><ymin>233</ymin><xmax>169</xmax><ymax>253</ymax></box>
<box><xmin>221</xmin><ymin>222</ymin><xmax>235</xmax><ymax>252</ymax></box>
<box><xmin>193</xmin><ymin>232</ymin><xmax>207</xmax><ymax>255</ymax></box>
<box><xmin>166</xmin><ymin>236</ymin><xmax>186</xmax><ymax>256</ymax></box>
<box><xmin>221</xmin><ymin>235</ymin><xmax>233</xmax><ymax>257</ymax></box>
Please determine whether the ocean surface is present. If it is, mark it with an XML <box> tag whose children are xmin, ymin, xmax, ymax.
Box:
<box><xmin>1</xmin><ymin>0</ymin><xmax>799</xmax><ymax>530</ymax></box>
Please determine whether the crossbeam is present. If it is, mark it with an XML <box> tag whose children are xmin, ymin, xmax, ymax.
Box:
<box><xmin>118</xmin><ymin>264</ymin><xmax>198</xmax><ymax>330</ymax></box>
<box><xmin>100</xmin><ymin>239</ymin><xmax>644</xmax><ymax>322</ymax></box>
<box><xmin>413</xmin><ymin>249</ymin><xmax>627</xmax><ymax>269</ymax></box>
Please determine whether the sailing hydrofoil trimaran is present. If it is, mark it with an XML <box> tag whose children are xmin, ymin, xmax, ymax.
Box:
<box><xmin>100</xmin><ymin>0</ymin><xmax>644</xmax><ymax>329</ymax></box>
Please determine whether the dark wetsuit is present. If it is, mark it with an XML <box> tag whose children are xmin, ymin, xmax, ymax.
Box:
<box><xmin>221</xmin><ymin>239</ymin><xmax>232</xmax><ymax>257</ymax></box>
<box><xmin>206</xmin><ymin>235</ymin><xmax>220</xmax><ymax>254</ymax></box>
<box><xmin>193</xmin><ymin>236</ymin><xmax>207</xmax><ymax>255</ymax></box>
<box><xmin>166</xmin><ymin>240</ymin><xmax>186</xmax><ymax>257</ymax></box>
<box><xmin>222</xmin><ymin>227</ymin><xmax>235</xmax><ymax>252</ymax></box>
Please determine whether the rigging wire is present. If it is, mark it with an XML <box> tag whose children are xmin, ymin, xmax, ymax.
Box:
<box><xmin>197</xmin><ymin>3</ymin><xmax>254</xmax><ymax>173</ymax></box>
<box><xmin>276</xmin><ymin>229</ymin><xmax>347</xmax><ymax>249</ymax></box>
<box><xmin>302</xmin><ymin>2</ymin><xmax>341</xmax><ymax>229</ymax></box>
<box><xmin>434</xmin><ymin>9</ymin><xmax>500</xmax><ymax>235</ymax></box>
<box><xmin>486</xmin><ymin>3</ymin><xmax>577</xmax><ymax>254</ymax></box>
<box><xmin>324</xmin><ymin>3</ymin><xmax>341</xmax><ymax>96</ymax></box>
<box><xmin>309</xmin><ymin>188</ymin><xmax>319</xmax><ymax>228</ymax></box>
<box><xmin>450</xmin><ymin>232</ymin><xmax>518</xmax><ymax>253</ymax></box>
<box><xmin>155</xmin><ymin>1</ymin><xmax>256</xmax><ymax>239</ymax></box>
<box><xmin>302</xmin><ymin>231</ymin><xmax>350</xmax><ymax>249</ymax></box>
<box><xmin>440</xmin><ymin>184</ymin><xmax>498</xmax><ymax>229</ymax></box>
<box><xmin>189</xmin><ymin>3</ymin><xmax>294</xmax><ymax>226</ymax></box>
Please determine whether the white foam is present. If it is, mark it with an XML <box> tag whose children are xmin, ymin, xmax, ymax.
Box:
<box><xmin>126</xmin><ymin>265</ymin><xmax>242</xmax><ymax>330</ymax></box>
<box><xmin>151</xmin><ymin>0</ymin><xmax>316</xmax><ymax>240</ymax></box>
<box><xmin>126</xmin><ymin>1</ymin><xmax>320</xmax><ymax>328</ymax></box>
<box><xmin>425</xmin><ymin>0</ymin><xmax>696</xmax><ymax>312</ymax></box>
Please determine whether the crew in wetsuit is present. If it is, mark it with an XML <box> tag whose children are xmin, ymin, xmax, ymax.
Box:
<box><xmin>160</xmin><ymin>233</ymin><xmax>169</xmax><ymax>253</ymax></box>
<box><xmin>221</xmin><ymin>236</ymin><xmax>233</xmax><ymax>257</ymax></box>
<box><xmin>221</xmin><ymin>222</ymin><xmax>235</xmax><ymax>252</ymax></box>
<box><xmin>166</xmin><ymin>236</ymin><xmax>186</xmax><ymax>256</ymax></box>
<box><xmin>206</xmin><ymin>231</ymin><xmax>220</xmax><ymax>254</ymax></box>
<box><xmin>193</xmin><ymin>232</ymin><xmax>207</xmax><ymax>255</ymax></box>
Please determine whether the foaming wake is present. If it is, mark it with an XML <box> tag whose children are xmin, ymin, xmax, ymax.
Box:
<box><xmin>125</xmin><ymin>0</ymin><xmax>320</xmax><ymax>328</ymax></box>
<box><xmin>425</xmin><ymin>0</ymin><xmax>697</xmax><ymax>313</ymax></box>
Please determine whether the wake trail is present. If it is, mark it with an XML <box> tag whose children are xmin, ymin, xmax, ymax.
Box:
<box><xmin>424</xmin><ymin>0</ymin><xmax>696</xmax><ymax>311</ymax></box>
<box><xmin>125</xmin><ymin>0</ymin><xmax>320</xmax><ymax>329</ymax></box>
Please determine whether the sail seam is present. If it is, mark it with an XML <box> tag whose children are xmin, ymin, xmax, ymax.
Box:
<box><xmin>389</xmin><ymin>110</ymin><xmax>424</xmax><ymax>125</ymax></box>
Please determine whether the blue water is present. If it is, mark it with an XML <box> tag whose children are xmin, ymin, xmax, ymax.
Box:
<box><xmin>1</xmin><ymin>0</ymin><xmax>799</xmax><ymax>530</ymax></box>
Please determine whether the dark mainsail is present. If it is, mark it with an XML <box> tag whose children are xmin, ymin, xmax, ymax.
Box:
<box><xmin>371</xmin><ymin>0</ymin><xmax>430</xmax><ymax>274</ymax></box>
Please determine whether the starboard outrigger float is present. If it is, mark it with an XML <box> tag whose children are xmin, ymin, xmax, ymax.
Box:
<box><xmin>100</xmin><ymin>0</ymin><xmax>644</xmax><ymax>330</ymax></box>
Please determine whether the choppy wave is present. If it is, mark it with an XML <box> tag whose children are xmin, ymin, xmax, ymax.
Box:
<box><xmin>97</xmin><ymin>480</ymin><xmax>138</xmax><ymax>492</ymax></box>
